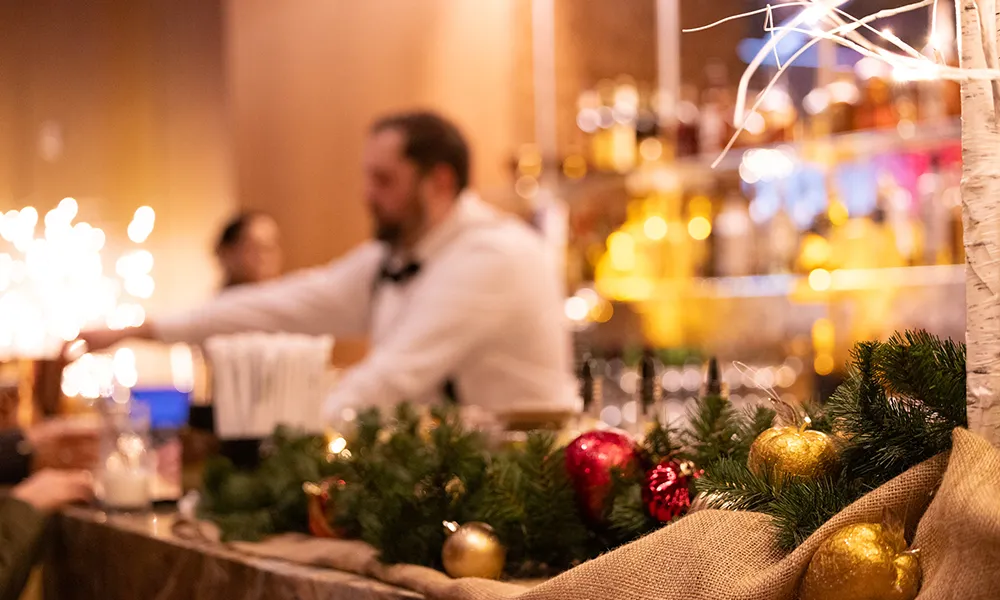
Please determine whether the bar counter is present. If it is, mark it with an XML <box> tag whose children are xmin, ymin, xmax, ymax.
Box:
<box><xmin>43</xmin><ymin>507</ymin><xmax>421</xmax><ymax>600</ymax></box>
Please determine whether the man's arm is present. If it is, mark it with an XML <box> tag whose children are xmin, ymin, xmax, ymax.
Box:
<box><xmin>322</xmin><ymin>240</ymin><xmax>518</xmax><ymax>420</ymax></box>
<box><xmin>81</xmin><ymin>243</ymin><xmax>384</xmax><ymax>350</ymax></box>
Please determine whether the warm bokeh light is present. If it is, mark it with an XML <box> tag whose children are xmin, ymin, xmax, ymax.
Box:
<box><xmin>564</xmin><ymin>296</ymin><xmax>589</xmax><ymax>322</ymax></box>
<box><xmin>638</xmin><ymin>138</ymin><xmax>663</xmax><ymax>162</ymax></box>
<box><xmin>607</xmin><ymin>231</ymin><xmax>636</xmax><ymax>270</ymax></box>
<box><xmin>591</xmin><ymin>300</ymin><xmax>614</xmax><ymax>323</ymax></box>
<box><xmin>687</xmin><ymin>216</ymin><xmax>712</xmax><ymax>241</ymax></box>
<box><xmin>643</xmin><ymin>215</ymin><xmax>668</xmax><ymax>240</ymax></box>
<box><xmin>808</xmin><ymin>268</ymin><xmax>833</xmax><ymax>291</ymax></box>
<box><xmin>169</xmin><ymin>343</ymin><xmax>195</xmax><ymax>393</ymax></box>
<box><xmin>828</xmin><ymin>200</ymin><xmax>849</xmax><ymax>227</ymax></box>
<box><xmin>127</xmin><ymin>206</ymin><xmax>156</xmax><ymax>243</ymax></box>
<box><xmin>113</xmin><ymin>347</ymin><xmax>138</xmax><ymax>388</ymax></box>
<box><xmin>124</xmin><ymin>274</ymin><xmax>155</xmax><ymax>299</ymax></box>
<box><xmin>799</xmin><ymin>234</ymin><xmax>832</xmax><ymax>270</ymax></box>
<box><xmin>514</xmin><ymin>176</ymin><xmax>539</xmax><ymax>199</ymax></box>
<box><xmin>814</xmin><ymin>353</ymin><xmax>835</xmax><ymax>376</ymax></box>
<box><xmin>562</xmin><ymin>155</ymin><xmax>587</xmax><ymax>180</ymax></box>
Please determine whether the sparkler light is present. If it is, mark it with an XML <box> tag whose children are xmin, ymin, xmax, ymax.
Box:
<box><xmin>0</xmin><ymin>199</ymin><xmax>157</xmax><ymax>398</ymax></box>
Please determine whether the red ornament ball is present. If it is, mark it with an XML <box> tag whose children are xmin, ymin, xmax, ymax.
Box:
<box><xmin>642</xmin><ymin>460</ymin><xmax>694</xmax><ymax>523</ymax></box>
<box><xmin>565</xmin><ymin>430</ymin><xmax>637</xmax><ymax>521</ymax></box>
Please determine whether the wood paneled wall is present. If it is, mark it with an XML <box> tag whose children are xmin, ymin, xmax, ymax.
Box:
<box><xmin>0</xmin><ymin>0</ymin><xmax>233</xmax><ymax>383</ymax></box>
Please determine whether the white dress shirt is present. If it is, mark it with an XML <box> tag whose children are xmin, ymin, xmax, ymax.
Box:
<box><xmin>155</xmin><ymin>193</ymin><xmax>580</xmax><ymax>423</ymax></box>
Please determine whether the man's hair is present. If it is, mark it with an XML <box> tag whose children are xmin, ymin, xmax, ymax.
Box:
<box><xmin>371</xmin><ymin>111</ymin><xmax>470</xmax><ymax>193</ymax></box>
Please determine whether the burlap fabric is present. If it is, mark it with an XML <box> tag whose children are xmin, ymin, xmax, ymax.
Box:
<box><xmin>233</xmin><ymin>429</ymin><xmax>1000</xmax><ymax>600</ymax></box>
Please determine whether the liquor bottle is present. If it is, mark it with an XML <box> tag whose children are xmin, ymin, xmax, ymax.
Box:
<box><xmin>702</xmin><ymin>356</ymin><xmax>725</xmax><ymax>398</ymax></box>
<box><xmin>579</xmin><ymin>353</ymin><xmax>603</xmax><ymax>416</ymax></box>
<box><xmin>877</xmin><ymin>174</ymin><xmax>919</xmax><ymax>265</ymax></box>
<box><xmin>637</xmin><ymin>348</ymin><xmax>662</xmax><ymax>435</ymax></box>
<box><xmin>712</xmin><ymin>188</ymin><xmax>754</xmax><ymax>277</ymax></box>
<box><xmin>919</xmin><ymin>156</ymin><xmax>949</xmax><ymax>265</ymax></box>
<box><xmin>855</xmin><ymin>75</ymin><xmax>898</xmax><ymax>130</ymax></box>
<box><xmin>575</xmin><ymin>352</ymin><xmax>603</xmax><ymax>432</ymax></box>
<box><xmin>699</xmin><ymin>61</ymin><xmax>735</xmax><ymax>153</ymax></box>
<box><xmin>766</xmin><ymin>206</ymin><xmax>798</xmax><ymax>274</ymax></box>
<box><xmin>635</xmin><ymin>83</ymin><xmax>659</xmax><ymax>143</ymax></box>
<box><xmin>826</xmin><ymin>75</ymin><xmax>860</xmax><ymax>134</ymax></box>
<box><xmin>675</xmin><ymin>84</ymin><xmax>701</xmax><ymax>158</ymax></box>
<box><xmin>610</xmin><ymin>78</ymin><xmax>639</xmax><ymax>173</ymax></box>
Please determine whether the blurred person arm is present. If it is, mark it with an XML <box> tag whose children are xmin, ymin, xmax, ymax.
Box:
<box><xmin>323</xmin><ymin>241</ymin><xmax>518</xmax><ymax>422</ymax></box>
<box><xmin>79</xmin><ymin>243</ymin><xmax>384</xmax><ymax>350</ymax></box>
<box><xmin>0</xmin><ymin>470</ymin><xmax>93</xmax><ymax>600</ymax></box>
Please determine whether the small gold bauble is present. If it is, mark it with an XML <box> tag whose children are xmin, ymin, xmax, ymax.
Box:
<box><xmin>747</xmin><ymin>425</ymin><xmax>838</xmax><ymax>482</ymax></box>
<box><xmin>441</xmin><ymin>521</ymin><xmax>506</xmax><ymax>580</ymax></box>
<box><xmin>800</xmin><ymin>522</ymin><xmax>920</xmax><ymax>600</ymax></box>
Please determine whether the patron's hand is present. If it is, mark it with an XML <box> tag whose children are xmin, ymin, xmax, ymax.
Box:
<box><xmin>11</xmin><ymin>469</ymin><xmax>94</xmax><ymax>513</ymax></box>
<box><xmin>25</xmin><ymin>417</ymin><xmax>101</xmax><ymax>472</ymax></box>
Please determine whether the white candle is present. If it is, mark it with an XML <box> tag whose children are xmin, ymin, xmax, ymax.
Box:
<box><xmin>101</xmin><ymin>468</ymin><xmax>151</xmax><ymax>510</ymax></box>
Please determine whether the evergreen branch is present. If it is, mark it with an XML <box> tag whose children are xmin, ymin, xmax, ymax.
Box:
<box><xmin>641</xmin><ymin>418</ymin><xmax>681</xmax><ymax>464</ymax></box>
<box><xmin>731</xmin><ymin>405</ymin><xmax>777</xmax><ymax>463</ymax></box>
<box><xmin>695</xmin><ymin>458</ymin><xmax>775</xmax><ymax>511</ymax></box>
<box><xmin>681</xmin><ymin>394</ymin><xmax>742</xmax><ymax>468</ymax></box>
<box><xmin>607</xmin><ymin>479</ymin><xmax>657</xmax><ymax>542</ymax></box>
<box><xmin>765</xmin><ymin>475</ymin><xmax>868</xmax><ymax>550</ymax></box>
<box><xmin>876</xmin><ymin>330</ymin><xmax>967</xmax><ymax>426</ymax></box>
<box><xmin>827</xmin><ymin>332</ymin><xmax>963</xmax><ymax>486</ymax></box>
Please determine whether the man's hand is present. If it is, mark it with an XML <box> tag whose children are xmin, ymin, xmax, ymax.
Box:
<box><xmin>24</xmin><ymin>417</ymin><xmax>101</xmax><ymax>472</ymax></box>
<box><xmin>62</xmin><ymin>323</ymin><xmax>157</xmax><ymax>362</ymax></box>
<box><xmin>11</xmin><ymin>469</ymin><xmax>94</xmax><ymax>513</ymax></box>
<box><xmin>70</xmin><ymin>328</ymin><xmax>128</xmax><ymax>355</ymax></box>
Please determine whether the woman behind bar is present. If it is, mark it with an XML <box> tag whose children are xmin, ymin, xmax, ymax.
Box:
<box><xmin>215</xmin><ymin>212</ymin><xmax>283</xmax><ymax>290</ymax></box>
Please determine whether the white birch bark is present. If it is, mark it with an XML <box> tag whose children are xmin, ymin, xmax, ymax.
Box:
<box><xmin>959</xmin><ymin>0</ymin><xmax>1000</xmax><ymax>446</ymax></box>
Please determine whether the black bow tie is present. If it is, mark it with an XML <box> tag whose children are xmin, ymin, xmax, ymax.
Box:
<box><xmin>379</xmin><ymin>260</ymin><xmax>421</xmax><ymax>284</ymax></box>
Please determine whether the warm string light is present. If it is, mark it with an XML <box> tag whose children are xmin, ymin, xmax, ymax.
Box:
<box><xmin>0</xmin><ymin>198</ymin><xmax>157</xmax><ymax>397</ymax></box>
<box><xmin>686</xmin><ymin>0</ymin><xmax>1000</xmax><ymax>167</ymax></box>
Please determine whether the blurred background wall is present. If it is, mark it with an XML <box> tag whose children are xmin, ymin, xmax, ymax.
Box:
<box><xmin>0</xmin><ymin>0</ymin><xmax>748</xmax><ymax>376</ymax></box>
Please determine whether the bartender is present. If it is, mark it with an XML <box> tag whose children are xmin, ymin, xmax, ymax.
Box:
<box><xmin>76</xmin><ymin>111</ymin><xmax>579</xmax><ymax>425</ymax></box>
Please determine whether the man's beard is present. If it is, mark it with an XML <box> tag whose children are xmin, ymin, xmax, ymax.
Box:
<box><xmin>374</xmin><ymin>221</ymin><xmax>402</xmax><ymax>244</ymax></box>
<box><xmin>374</xmin><ymin>190</ymin><xmax>425</xmax><ymax>246</ymax></box>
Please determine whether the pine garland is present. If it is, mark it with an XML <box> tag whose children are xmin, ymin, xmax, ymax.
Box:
<box><xmin>696</xmin><ymin>330</ymin><xmax>966</xmax><ymax>549</ymax></box>
<box><xmin>199</xmin><ymin>330</ymin><xmax>967</xmax><ymax>570</ymax></box>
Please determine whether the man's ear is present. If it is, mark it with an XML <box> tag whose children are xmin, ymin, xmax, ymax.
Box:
<box><xmin>428</xmin><ymin>163</ymin><xmax>458</xmax><ymax>197</ymax></box>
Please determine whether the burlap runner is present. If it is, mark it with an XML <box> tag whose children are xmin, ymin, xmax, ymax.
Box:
<box><xmin>912</xmin><ymin>429</ymin><xmax>1000</xmax><ymax>600</ymax></box>
<box><xmin>233</xmin><ymin>428</ymin><xmax>1000</xmax><ymax>600</ymax></box>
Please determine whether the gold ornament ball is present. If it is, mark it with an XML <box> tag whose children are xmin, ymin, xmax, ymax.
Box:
<box><xmin>800</xmin><ymin>522</ymin><xmax>921</xmax><ymax>600</ymax></box>
<box><xmin>747</xmin><ymin>425</ymin><xmax>838</xmax><ymax>482</ymax></box>
<box><xmin>441</xmin><ymin>521</ymin><xmax>506</xmax><ymax>580</ymax></box>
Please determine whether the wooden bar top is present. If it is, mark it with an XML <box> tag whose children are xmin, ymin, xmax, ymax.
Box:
<box><xmin>43</xmin><ymin>507</ymin><xmax>421</xmax><ymax>600</ymax></box>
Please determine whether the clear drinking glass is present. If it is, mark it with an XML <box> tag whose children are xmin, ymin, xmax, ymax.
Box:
<box><xmin>96</xmin><ymin>396</ymin><xmax>153</xmax><ymax>512</ymax></box>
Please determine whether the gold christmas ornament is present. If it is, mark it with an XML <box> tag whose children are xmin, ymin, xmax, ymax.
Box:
<box><xmin>747</xmin><ymin>421</ymin><xmax>838</xmax><ymax>482</ymax></box>
<box><xmin>800</xmin><ymin>514</ymin><xmax>921</xmax><ymax>600</ymax></box>
<box><xmin>441</xmin><ymin>521</ymin><xmax>506</xmax><ymax>579</ymax></box>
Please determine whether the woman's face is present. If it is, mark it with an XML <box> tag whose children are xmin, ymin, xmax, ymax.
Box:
<box><xmin>220</xmin><ymin>215</ymin><xmax>283</xmax><ymax>286</ymax></box>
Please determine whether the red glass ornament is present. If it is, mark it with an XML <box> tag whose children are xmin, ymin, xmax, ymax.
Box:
<box><xmin>565</xmin><ymin>430</ymin><xmax>637</xmax><ymax>522</ymax></box>
<box><xmin>303</xmin><ymin>478</ymin><xmax>346</xmax><ymax>538</ymax></box>
<box><xmin>642</xmin><ymin>460</ymin><xmax>694</xmax><ymax>523</ymax></box>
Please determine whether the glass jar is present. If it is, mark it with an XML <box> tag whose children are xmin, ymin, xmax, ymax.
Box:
<box><xmin>97</xmin><ymin>395</ymin><xmax>152</xmax><ymax>512</ymax></box>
